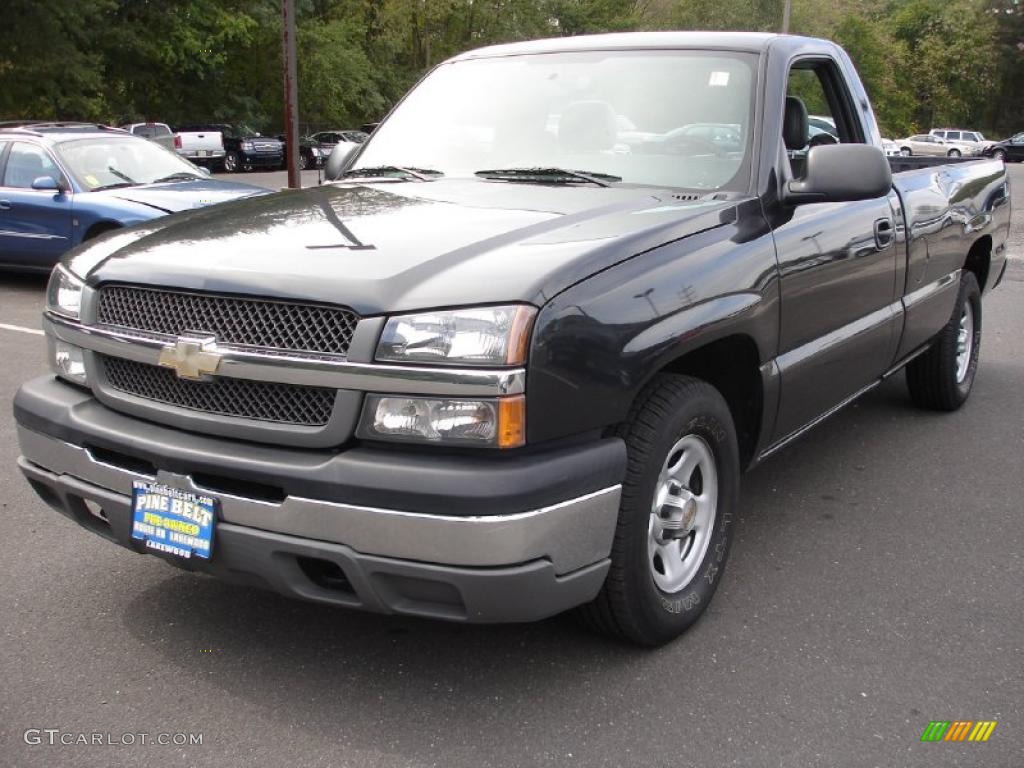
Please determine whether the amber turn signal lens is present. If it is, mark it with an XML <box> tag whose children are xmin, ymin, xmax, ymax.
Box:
<box><xmin>505</xmin><ymin>306</ymin><xmax>537</xmax><ymax>366</ymax></box>
<box><xmin>496</xmin><ymin>395</ymin><xmax>526</xmax><ymax>449</ymax></box>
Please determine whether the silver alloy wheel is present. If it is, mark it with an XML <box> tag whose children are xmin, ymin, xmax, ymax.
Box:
<box><xmin>900</xmin><ymin>147</ymin><xmax>911</xmax><ymax>156</ymax></box>
<box><xmin>994</xmin><ymin>149</ymin><xmax>1005</xmax><ymax>162</ymax></box>
<box><xmin>224</xmin><ymin>152</ymin><xmax>237</xmax><ymax>172</ymax></box>
<box><xmin>956</xmin><ymin>300</ymin><xmax>974</xmax><ymax>383</ymax></box>
<box><xmin>648</xmin><ymin>434</ymin><xmax>718</xmax><ymax>593</ymax></box>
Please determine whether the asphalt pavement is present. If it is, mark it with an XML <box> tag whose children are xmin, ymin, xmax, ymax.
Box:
<box><xmin>0</xmin><ymin>165</ymin><xmax>1022</xmax><ymax>768</ymax></box>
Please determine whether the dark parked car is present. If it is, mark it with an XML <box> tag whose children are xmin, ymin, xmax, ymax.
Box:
<box><xmin>0</xmin><ymin>122</ymin><xmax>267</xmax><ymax>270</ymax></box>
<box><xmin>982</xmin><ymin>132</ymin><xmax>1024</xmax><ymax>162</ymax></box>
<box><xmin>179</xmin><ymin>124</ymin><xmax>283</xmax><ymax>172</ymax></box>
<box><xmin>275</xmin><ymin>134</ymin><xmax>334</xmax><ymax>170</ymax></box>
<box><xmin>15</xmin><ymin>34</ymin><xmax>1010</xmax><ymax>646</ymax></box>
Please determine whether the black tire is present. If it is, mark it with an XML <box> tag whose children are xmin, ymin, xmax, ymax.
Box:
<box><xmin>578</xmin><ymin>374</ymin><xmax>740</xmax><ymax>646</ymax></box>
<box><xmin>223</xmin><ymin>151</ymin><xmax>240</xmax><ymax>173</ymax></box>
<box><xmin>906</xmin><ymin>271</ymin><xmax>981</xmax><ymax>411</ymax></box>
<box><xmin>948</xmin><ymin>148</ymin><xmax>961</xmax><ymax>158</ymax></box>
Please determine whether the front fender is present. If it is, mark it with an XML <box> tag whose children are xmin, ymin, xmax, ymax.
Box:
<box><xmin>71</xmin><ymin>196</ymin><xmax>160</xmax><ymax>247</ymax></box>
<box><xmin>526</xmin><ymin>211</ymin><xmax>779</xmax><ymax>444</ymax></box>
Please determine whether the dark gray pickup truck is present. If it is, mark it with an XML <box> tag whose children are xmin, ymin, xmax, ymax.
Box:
<box><xmin>15</xmin><ymin>33</ymin><xmax>1011</xmax><ymax>645</ymax></box>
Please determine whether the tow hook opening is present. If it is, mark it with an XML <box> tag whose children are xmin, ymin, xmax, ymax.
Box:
<box><xmin>296</xmin><ymin>556</ymin><xmax>355</xmax><ymax>594</ymax></box>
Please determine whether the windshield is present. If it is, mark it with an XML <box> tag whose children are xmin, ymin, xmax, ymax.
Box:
<box><xmin>353</xmin><ymin>49</ymin><xmax>757</xmax><ymax>191</ymax></box>
<box><xmin>58</xmin><ymin>137</ymin><xmax>203</xmax><ymax>190</ymax></box>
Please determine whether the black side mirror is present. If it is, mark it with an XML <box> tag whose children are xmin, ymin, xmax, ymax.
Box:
<box><xmin>785</xmin><ymin>144</ymin><xmax>892</xmax><ymax>206</ymax></box>
<box><xmin>323</xmin><ymin>142</ymin><xmax>357</xmax><ymax>181</ymax></box>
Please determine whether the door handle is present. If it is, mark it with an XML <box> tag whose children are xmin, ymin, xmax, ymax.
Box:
<box><xmin>0</xmin><ymin>200</ymin><xmax>11</xmax><ymax>211</ymax></box>
<box><xmin>874</xmin><ymin>218</ymin><xmax>894</xmax><ymax>249</ymax></box>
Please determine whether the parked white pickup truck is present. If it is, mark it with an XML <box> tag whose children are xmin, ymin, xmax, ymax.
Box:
<box><xmin>120</xmin><ymin>122</ymin><xmax>176</xmax><ymax>151</ymax></box>
<box><xmin>173</xmin><ymin>124</ymin><xmax>226</xmax><ymax>169</ymax></box>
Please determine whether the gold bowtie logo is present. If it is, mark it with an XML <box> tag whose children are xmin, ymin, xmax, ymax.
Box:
<box><xmin>158</xmin><ymin>336</ymin><xmax>222</xmax><ymax>380</ymax></box>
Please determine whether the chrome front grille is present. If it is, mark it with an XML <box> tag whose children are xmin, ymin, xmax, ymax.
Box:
<box><xmin>101</xmin><ymin>355</ymin><xmax>335</xmax><ymax>426</ymax></box>
<box><xmin>96</xmin><ymin>285</ymin><xmax>358</xmax><ymax>356</ymax></box>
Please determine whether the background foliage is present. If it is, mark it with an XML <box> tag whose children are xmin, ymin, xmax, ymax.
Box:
<box><xmin>1</xmin><ymin>0</ymin><xmax>1021</xmax><ymax>138</ymax></box>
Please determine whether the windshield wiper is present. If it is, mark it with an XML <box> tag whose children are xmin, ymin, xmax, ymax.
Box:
<box><xmin>342</xmin><ymin>165</ymin><xmax>442</xmax><ymax>182</ymax></box>
<box><xmin>91</xmin><ymin>181</ymin><xmax>136</xmax><ymax>191</ymax></box>
<box><xmin>475</xmin><ymin>167</ymin><xmax>621</xmax><ymax>187</ymax></box>
<box><xmin>106</xmin><ymin>166</ymin><xmax>137</xmax><ymax>185</ymax></box>
<box><xmin>151</xmin><ymin>172</ymin><xmax>202</xmax><ymax>184</ymax></box>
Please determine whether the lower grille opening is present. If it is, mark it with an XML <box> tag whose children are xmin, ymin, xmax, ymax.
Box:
<box><xmin>101</xmin><ymin>355</ymin><xmax>336</xmax><ymax>426</ymax></box>
<box><xmin>297</xmin><ymin>556</ymin><xmax>355</xmax><ymax>594</ymax></box>
<box><xmin>192</xmin><ymin>473</ymin><xmax>286</xmax><ymax>504</ymax></box>
<box><xmin>87</xmin><ymin>444</ymin><xmax>158</xmax><ymax>476</ymax></box>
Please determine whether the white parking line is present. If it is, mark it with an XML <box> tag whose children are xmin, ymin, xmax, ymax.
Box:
<box><xmin>0</xmin><ymin>322</ymin><xmax>44</xmax><ymax>336</ymax></box>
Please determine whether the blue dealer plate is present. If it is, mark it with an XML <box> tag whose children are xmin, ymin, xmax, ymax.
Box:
<box><xmin>130</xmin><ymin>481</ymin><xmax>217</xmax><ymax>560</ymax></box>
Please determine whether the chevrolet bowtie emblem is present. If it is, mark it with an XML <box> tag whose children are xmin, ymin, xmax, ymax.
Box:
<box><xmin>158</xmin><ymin>336</ymin><xmax>222</xmax><ymax>380</ymax></box>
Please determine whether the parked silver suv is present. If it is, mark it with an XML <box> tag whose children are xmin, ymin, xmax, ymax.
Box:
<box><xmin>929</xmin><ymin>129</ymin><xmax>989</xmax><ymax>157</ymax></box>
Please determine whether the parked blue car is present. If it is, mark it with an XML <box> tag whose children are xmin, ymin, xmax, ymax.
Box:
<box><xmin>0</xmin><ymin>123</ymin><xmax>268</xmax><ymax>271</ymax></box>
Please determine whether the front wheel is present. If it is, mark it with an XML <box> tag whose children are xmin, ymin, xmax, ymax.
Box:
<box><xmin>223</xmin><ymin>151</ymin><xmax>240</xmax><ymax>172</ymax></box>
<box><xmin>578</xmin><ymin>375</ymin><xmax>739</xmax><ymax>646</ymax></box>
<box><xmin>906</xmin><ymin>271</ymin><xmax>981</xmax><ymax>410</ymax></box>
<box><xmin>900</xmin><ymin>147</ymin><xmax>912</xmax><ymax>156</ymax></box>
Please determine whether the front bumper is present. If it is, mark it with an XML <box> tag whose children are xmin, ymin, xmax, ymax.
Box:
<box><xmin>14</xmin><ymin>376</ymin><xmax>625</xmax><ymax>622</ymax></box>
<box><xmin>241</xmin><ymin>152</ymin><xmax>283</xmax><ymax>168</ymax></box>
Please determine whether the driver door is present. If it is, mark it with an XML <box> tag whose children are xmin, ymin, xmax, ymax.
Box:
<box><xmin>767</xmin><ymin>59</ymin><xmax>901</xmax><ymax>442</ymax></box>
<box><xmin>0</xmin><ymin>141</ymin><xmax>73</xmax><ymax>268</ymax></box>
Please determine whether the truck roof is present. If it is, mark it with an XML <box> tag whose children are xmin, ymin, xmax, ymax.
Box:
<box><xmin>450</xmin><ymin>31</ymin><xmax>817</xmax><ymax>61</ymax></box>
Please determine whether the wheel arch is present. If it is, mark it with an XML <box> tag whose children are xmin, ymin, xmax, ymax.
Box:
<box><xmin>83</xmin><ymin>220</ymin><xmax>122</xmax><ymax>242</ymax></box>
<box><xmin>653</xmin><ymin>333</ymin><xmax>766</xmax><ymax>469</ymax></box>
<box><xmin>963</xmin><ymin>235</ymin><xmax>992</xmax><ymax>292</ymax></box>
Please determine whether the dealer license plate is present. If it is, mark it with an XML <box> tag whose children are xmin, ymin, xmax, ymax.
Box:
<box><xmin>130</xmin><ymin>481</ymin><xmax>217</xmax><ymax>560</ymax></box>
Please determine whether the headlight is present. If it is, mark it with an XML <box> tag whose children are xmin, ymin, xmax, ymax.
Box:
<box><xmin>241</xmin><ymin>141</ymin><xmax>254</xmax><ymax>151</ymax></box>
<box><xmin>49</xmin><ymin>338</ymin><xmax>88</xmax><ymax>386</ymax></box>
<box><xmin>46</xmin><ymin>264</ymin><xmax>84</xmax><ymax>320</ymax></box>
<box><xmin>358</xmin><ymin>395</ymin><xmax>525</xmax><ymax>448</ymax></box>
<box><xmin>376</xmin><ymin>305</ymin><xmax>536</xmax><ymax>366</ymax></box>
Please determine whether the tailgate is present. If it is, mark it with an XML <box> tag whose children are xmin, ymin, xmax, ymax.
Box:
<box><xmin>179</xmin><ymin>131</ymin><xmax>223</xmax><ymax>151</ymax></box>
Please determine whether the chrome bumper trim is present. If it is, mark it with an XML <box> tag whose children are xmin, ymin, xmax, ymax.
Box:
<box><xmin>45</xmin><ymin>313</ymin><xmax>526</xmax><ymax>398</ymax></box>
<box><xmin>18</xmin><ymin>426</ymin><xmax>620</xmax><ymax>574</ymax></box>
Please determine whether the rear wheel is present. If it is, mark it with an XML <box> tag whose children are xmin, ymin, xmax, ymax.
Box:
<box><xmin>906</xmin><ymin>271</ymin><xmax>981</xmax><ymax>411</ymax></box>
<box><xmin>578</xmin><ymin>374</ymin><xmax>739</xmax><ymax>646</ymax></box>
<box><xmin>948</xmin><ymin>148</ymin><xmax>962</xmax><ymax>158</ymax></box>
<box><xmin>993</xmin><ymin>149</ymin><xmax>1006</xmax><ymax>162</ymax></box>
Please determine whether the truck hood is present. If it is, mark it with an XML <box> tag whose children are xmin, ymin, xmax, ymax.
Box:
<box><xmin>95</xmin><ymin>179</ymin><xmax>268</xmax><ymax>214</ymax></box>
<box><xmin>71</xmin><ymin>179</ymin><xmax>740</xmax><ymax>315</ymax></box>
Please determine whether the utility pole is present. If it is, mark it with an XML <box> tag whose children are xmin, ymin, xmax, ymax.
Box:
<box><xmin>282</xmin><ymin>0</ymin><xmax>300</xmax><ymax>189</ymax></box>
<box><xmin>781</xmin><ymin>0</ymin><xmax>792</xmax><ymax>34</ymax></box>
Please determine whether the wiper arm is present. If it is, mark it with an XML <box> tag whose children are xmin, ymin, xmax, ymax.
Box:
<box><xmin>151</xmin><ymin>172</ymin><xmax>201</xmax><ymax>184</ymax></box>
<box><xmin>475</xmin><ymin>167</ymin><xmax>621</xmax><ymax>187</ymax></box>
<box><xmin>106</xmin><ymin>166</ymin><xmax>137</xmax><ymax>185</ymax></box>
<box><xmin>342</xmin><ymin>165</ymin><xmax>442</xmax><ymax>182</ymax></box>
<box><xmin>91</xmin><ymin>181</ymin><xmax>136</xmax><ymax>191</ymax></box>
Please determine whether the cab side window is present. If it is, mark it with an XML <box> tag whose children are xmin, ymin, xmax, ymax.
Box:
<box><xmin>3</xmin><ymin>142</ymin><xmax>61</xmax><ymax>189</ymax></box>
<box><xmin>784</xmin><ymin>60</ymin><xmax>863</xmax><ymax>180</ymax></box>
